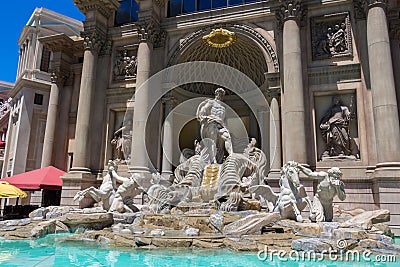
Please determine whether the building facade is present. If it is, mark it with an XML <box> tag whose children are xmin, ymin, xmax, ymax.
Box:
<box><xmin>0</xmin><ymin>81</ymin><xmax>13</xmax><ymax>175</ymax></box>
<box><xmin>3</xmin><ymin>0</ymin><xmax>400</xmax><ymax>233</ymax></box>
<box><xmin>0</xmin><ymin>8</ymin><xmax>83</xmax><ymax>206</ymax></box>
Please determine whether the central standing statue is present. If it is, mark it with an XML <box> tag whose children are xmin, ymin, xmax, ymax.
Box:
<box><xmin>196</xmin><ymin>88</ymin><xmax>233</xmax><ymax>163</ymax></box>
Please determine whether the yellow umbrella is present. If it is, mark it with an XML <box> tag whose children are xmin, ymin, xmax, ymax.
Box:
<box><xmin>0</xmin><ymin>181</ymin><xmax>27</xmax><ymax>198</ymax></box>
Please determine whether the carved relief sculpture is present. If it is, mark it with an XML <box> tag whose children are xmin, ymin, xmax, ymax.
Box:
<box><xmin>113</xmin><ymin>49</ymin><xmax>137</xmax><ymax>80</ymax></box>
<box><xmin>311</xmin><ymin>13</ymin><xmax>352</xmax><ymax>60</ymax></box>
<box><xmin>111</xmin><ymin>125</ymin><xmax>125</xmax><ymax>163</ymax></box>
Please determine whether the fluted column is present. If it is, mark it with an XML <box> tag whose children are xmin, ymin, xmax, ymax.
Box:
<box><xmin>365</xmin><ymin>0</ymin><xmax>400</xmax><ymax>167</ymax></box>
<box><xmin>277</xmin><ymin>0</ymin><xmax>307</xmax><ymax>164</ymax></box>
<box><xmin>130</xmin><ymin>22</ymin><xmax>161</xmax><ymax>173</ymax></box>
<box><xmin>161</xmin><ymin>97</ymin><xmax>175</xmax><ymax>177</ymax></box>
<box><xmin>41</xmin><ymin>70</ymin><xmax>68</xmax><ymax>167</ymax></box>
<box><xmin>17</xmin><ymin>49</ymin><xmax>22</xmax><ymax>77</ymax></box>
<box><xmin>71</xmin><ymin>31</ymin><xmax>103</xmax><ymax>172</ymax></box>
<box><xmin>268</xmin><ymin>88</ymin><xmax>282</xmax><ymax>177</ymax></box>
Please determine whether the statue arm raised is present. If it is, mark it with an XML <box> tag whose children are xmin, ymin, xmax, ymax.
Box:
<box><xmin>111</xmin><ymin>170</ymin><xmax>130</xmax><ymax>184</ymax></box>
<box><xmin>114</xmin><ymin>126</ymin><xmax>126</xmax><ymax>135</ymax></box>
<box><xmin>342</xmin><ymin>106</ymin><xmax>351</xmax><ymax>121</ymax></box>
<box><xmin>298</xmin><ymin>165</ymin><xmax>325</xmax><ymax>180</ymax></box>
<box><xmin>336</xmin><ymin>181</ymin><xmax>346</xmax><ymax>201</ymax></box>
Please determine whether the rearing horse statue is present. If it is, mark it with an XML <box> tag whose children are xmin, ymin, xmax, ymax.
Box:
<box><xmin>249</xmin><ymin>161</ymin><xmax>314</xmax><ymax>222</ymax></box>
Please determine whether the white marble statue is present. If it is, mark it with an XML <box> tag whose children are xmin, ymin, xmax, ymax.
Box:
<box><xmin>73</xmin><ymin>160</ymin><xmax>117</xmax><ymax>211</ymax></box>
<box><xmin>249</xmin><ymin>161</ymin><xmax>313</xmax><ymax>222</ymax></box>
<box><xmin>297</xmin><ymin>165</ymin><xmax>346</xmax><ymax>222</ymax></box>
<box><xmin>109</xmin><ymin>173</ymin><xmax>144</xmax><ymax>213</ymax></box>
<box><xmin>196</xmin><ymin>88</ymin><xmax>233</xmax><ymax>163</ymax></box>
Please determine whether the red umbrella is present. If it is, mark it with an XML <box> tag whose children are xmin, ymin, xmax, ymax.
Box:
<box><xmin>2</xmin><ymin>166</ymin><xmax>65</xmax><ymax>190</ymax></box>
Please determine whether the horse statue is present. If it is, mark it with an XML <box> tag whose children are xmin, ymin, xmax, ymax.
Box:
<box><xmin>249</xmin><ymin>161</ymin><xmax>314</xmax><ymax>222</ymax></box>
<box><xmin>73</xmin><ymin>160</ymin><xmax>118</xmax><ymax>211</ymax></box>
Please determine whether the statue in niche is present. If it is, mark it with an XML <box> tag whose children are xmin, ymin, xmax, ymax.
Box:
<box><xmin>297</xmin><ymin>165</ymin><xmax>346</xmax><ymax>222</ymax></box>
<box><xmin>122</xmin><ymin>114</ymin><xmax>133</xmax><ymax>163</ymax></box>
<box><xmin>196</xmin><ymin>88</ymin><xmax>233</xmax><ymax>164</ymax></box>
<box><xmin>319</xmin><ymin>95</ymin><xmax>359</xmax><ymax>160</ymax></box>
<box><xmin>111</xmin><ymin>125</ymin><xmax>125</xmax><ymax>163</ymax></box>
<box><xmin>111</xmin><ymin>117</ymin><xmax>132</xmax><ymax>164</ymax></box>
<box><xmin>113</xmin><ymin>50</ymin><xmax>137</xmax><ymax>79</ymax></box>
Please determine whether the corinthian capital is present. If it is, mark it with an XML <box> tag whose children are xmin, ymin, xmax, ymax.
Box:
<box><xmin>353</xmin><ymin>0</ymin><xmax>388</xmax><ymax>20</ymax></box>
<box><xmin>276</xmin><ymin>0</ymin><xmax>306</xmax><ymax>28</ymax></box>
<box><xmin>82</xmin><ymin>30</ymin><xmax>105</xmax><ymax>52</ymax></box>
<box><xmin>136</xmin><ymin>20</ymin><xmax>166</xmax><ymax>47</ymax></box>
<box><xmin>50</xmin><ymin>68</ymin><xmax>70</xmax><ymax>86</ymax></box>
<box><xmin>154</xmin><ymin>0</ymin><xmax>165</xmax><ymax>7</ymax></box>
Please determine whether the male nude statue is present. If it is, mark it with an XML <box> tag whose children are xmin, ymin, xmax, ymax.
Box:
<box><xmin>109</xmin><ymin>173</ymin><xmax>143</xmax><ymax>213</ymax></box>
<box><xmin>297</xmin><ymin>165</ymin><xmax>346</xmax><ymax>222</ymax></box>
<box><xmin>196</xmin><ymin>88</ymin><xmax>233</xmax><ymax>163</ymax></box>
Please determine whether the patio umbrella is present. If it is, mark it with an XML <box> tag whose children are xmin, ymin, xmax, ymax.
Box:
<box><xmin>0</xmin><ymin>181</ymin><xmax>27</xmax><ymax>198</ymax></box>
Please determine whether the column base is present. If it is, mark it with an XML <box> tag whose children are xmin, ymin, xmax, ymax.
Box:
<box><xmin>60</xmin><ymin>172</ymin><xmax>97</xmax><ymax>208</ymax></box>
<box><xmin>373</xmin><ymin>162</ymin><xmax>400</xmax><ymax>179</ymax></box>
<box><xmin>267</xmin><ymin>169</ymin><xmax>281</xmax><ymax>179</ymax></box>
<box><xmin>372</xmin><ymin>166</ymin><xmax>400</xmax><ymax>236</ymax></box>
<box><xmin>69</xmin><ymin>167</ymin><xmax>91</xmax><ymax>173</ymax></box>
<box><xmin>128</xmin><ymin>165</ymin><xmax>151</xmax><ymax>173</ymax></box>
<box><xmin>161</xmin><ymin>171</ymin><xmax>174</xmax><ymax>181</ymax></box>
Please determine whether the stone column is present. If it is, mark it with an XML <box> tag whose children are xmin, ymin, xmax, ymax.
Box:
<box><xmin>41</xmin><ymin>70</ymin><xmax>67</xmax><ymax>167</ymax></box>
<box><xmin>249</xmin><ymin>112</ymin><xmax>258</xmax><ymax>140</ymax></box>
<box><xmin>90</xmin><ymin>40</ymin><xmax>112</xmax><ymax>173</ymax></box>
<box><xmin>161</xmin><ymin>97</ymin><xmax>175</xmax><ymax>178</ymax></box>
<box><xmin>365</xmin><ymin>0</ymin><xmax>400</xmax><ymax>168</ymax></box>
<box><xmin>27</xmin><ymin>34</ymin><xmax>37</xmax><ymax>70</ymax></box>
<box><xmin>277</xmin><ymin>0</ymin><xmax>308</xmax><ymax>164</ymax></box>
<box><xmin>268</xmin><ymin>88</ymin><xmax>282</xmax><ymax>177</ymax></box>
<box><xmin>17</xmin><ymin>49</ymin><xmax>22</xmax><ymax>77</ymax></box>
<box><xmin>22</xmin><ymin>42</ymin><xmax>28</xmax><ymax>72</ymax></box>
<box><xmin>130</xmin><ymin>23</ymin><xmax>157</xmax><ymax>174</ymax></box>
<box><xmin>71</xmin><ymin>31</ymin><xmax>103</xmax><ymax>172</ymax></box>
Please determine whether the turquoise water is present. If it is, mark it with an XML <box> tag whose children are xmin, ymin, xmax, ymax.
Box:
<box><xmin>0</xmin><ymin>235</ymin><xmax>398</xmax><ymax>267</ymax></box>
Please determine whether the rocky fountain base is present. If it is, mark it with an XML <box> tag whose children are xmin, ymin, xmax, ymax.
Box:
<box><xmin>0</xmin><ymin>205</ymin><xmax>399</xmax><ymax>257</ymax></box>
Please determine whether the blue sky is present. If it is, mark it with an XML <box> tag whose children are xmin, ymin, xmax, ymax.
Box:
<box><xmin>0</xmin><ymin>1</ymin><xmax>85</xmax><ymax>83</ymax></box>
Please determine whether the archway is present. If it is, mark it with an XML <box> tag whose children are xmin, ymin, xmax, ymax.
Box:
<box><xmin>165</xmin><ymin>24</ymin><xmax>278</xmax><ymax>165</ymax></box>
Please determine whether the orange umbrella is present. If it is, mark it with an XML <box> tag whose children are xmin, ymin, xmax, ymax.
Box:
<box><xmin>0</xmin><ymin>181</ymin><xmax>27</xmax><ymax>198</ymax></box>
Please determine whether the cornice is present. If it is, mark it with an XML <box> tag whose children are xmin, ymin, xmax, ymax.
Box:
<box><xmin>308</xmin><ymin>64</ymin><xmax>361</xmax><ymax>85</ymax></box>
<box><xmin>39</xmin><ymin>33</ymin><xmax>80</xmax><ymax>55</ymax></box>
<box><xmin>73</xmin><ymin>0</ymin><xmax>120</xmax><ymax>18</ymax></box>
